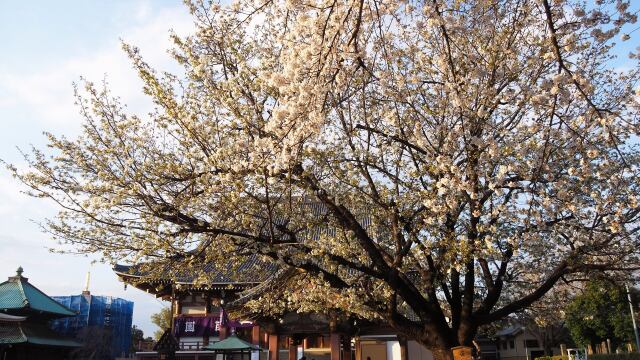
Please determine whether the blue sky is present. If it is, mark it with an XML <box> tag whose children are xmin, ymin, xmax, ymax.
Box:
<box><xmin>0</xmin><ymin>0</ymin><xmax>194</xmax><ymax>336</ymax></box>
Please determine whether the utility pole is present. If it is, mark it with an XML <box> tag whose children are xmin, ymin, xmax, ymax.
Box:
<box><xmin>626</xmin><ymin>284</ymin><xmax>640</xmax><ymax>352</ymax></box>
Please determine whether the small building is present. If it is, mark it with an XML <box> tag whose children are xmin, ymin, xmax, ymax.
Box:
<box><xmin>136</xmin><ymin>338</ymin><xmax>157</xmax><ymax>352</ymax></box>
<box><xmin>494</xmin><ymin>326</ymin><xmax>561</xmax><ymax>360</ymax></box>
<box><xmin>0</xmin><ymin>267</ymin><xmax>82</xmax><ymax>360</ymax></box>
<box><xmin>51</xmin><ymin>291</ymin><xmax>134</xmax><ymax>359</ymax></box>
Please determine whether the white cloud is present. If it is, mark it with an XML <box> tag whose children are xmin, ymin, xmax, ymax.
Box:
<box><xmin>0</xmin><ymin>4</ymin><xmax>194</xmax><ymax>131</ymax></box>
<box><xmin>0</xmin><ymin>172</ymin><xmax>31</xmax><ymax>216</ymax></box>
<box><xmin>0</xmin><ymin>2</ymin><xmax>193</xmax><ymax>335</ymax></box>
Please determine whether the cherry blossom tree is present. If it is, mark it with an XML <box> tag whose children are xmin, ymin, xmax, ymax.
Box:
<box><xmin>8</xmin><ymin>0</ymin><xmax>640</xmax><ymax>359</ymax></box>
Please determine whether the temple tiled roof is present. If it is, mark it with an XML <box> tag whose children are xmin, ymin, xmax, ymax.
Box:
<box><xmin>0</xmin><ymin>267</ymin><xmax>76</xmax><ymax>318</ymax></box>
<box><xmin>113</xmin><ymin>198</ymin><xmax>378</xmax><ymax>289</ymax></box>
<box><xmin>113</xmin><ymin>254</ymin><xmax>279</xmax><ymax>286</ymax></box>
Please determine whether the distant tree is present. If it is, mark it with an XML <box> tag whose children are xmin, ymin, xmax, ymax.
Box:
<box><xmin>131</xmin><ymin>325</ymin><xmax>145</xmax><ymax>352</ymax></box>
<box><xmin>515</xmin><ymin>287</ymin><xmax>574</xmax><ymax>355</ymax></box>
<box><xmin>151</xmin><ymin>307</ymin><xmax>172</xmax><ymax>340</ymax></box>
<box><xmin>565</xmin><ymin>280</ymin><xmax>637</xmax><ymax>351</ymax></box>
<box><xmin>481</xmin><ymin>290</ymin><xmax>573</xmax><ymax>356</ymax></box>
<box><xmin>517</xmin><ymin>315</ymin><xmax>573</xmax><ymax>356</ymax></box>
<box><xmin>70</xmin><ymin>326</ymin><xmax>113</xmax><ymax>360</ymax></box>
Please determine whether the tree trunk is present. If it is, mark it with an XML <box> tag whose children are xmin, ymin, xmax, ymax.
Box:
<box><xmin>389</xmin><ymin>317</ymin><xmax>473</xmax><ymax>360</ymax></box>
<box><xmin>544</xmin><ymin>337</ymin><xmax>553</xmax><ymax>356</ymax></box>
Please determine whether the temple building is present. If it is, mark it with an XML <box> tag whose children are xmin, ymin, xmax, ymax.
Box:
<box><xmin>114</xmin><ymin>257</ymin><xmax>436</xmax><ymax>360</ymax></box>
<box><xmin>0</xmin><ymin>267</ymin><xmax>82</xmax><ymax>360</ymax></box>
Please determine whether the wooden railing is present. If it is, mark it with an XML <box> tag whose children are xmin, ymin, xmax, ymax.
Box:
<box><xmin>179</xmin><ymin>341</ymin><xmax>204</xmax><ymax>350</ymax></box>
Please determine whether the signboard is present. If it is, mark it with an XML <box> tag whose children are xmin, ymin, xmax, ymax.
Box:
<box><xmin>173</xmin><ymin>314</ymin><xmax>255</xmax><ymax>338</ymax></box>
<box><xmin>174</xmin><ymin>315</ymin><xmax>221</xmax><ymax>337</ymax></box>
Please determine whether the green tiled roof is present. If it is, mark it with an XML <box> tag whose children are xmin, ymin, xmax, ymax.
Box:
<box><xmin>0</xmin><ymin>321</ymin><xmax>26</xmax><ymax>344</ymax></box>
<box><xmin>0</xmin><ymin>321</ymin><xmax>81</xmax><ymax>347</ymax></box>
<box><xmin>0</xmin><ymin>281</ymin><xmax>27</xmax><ymax>309</ymax></box>
<box><xmin>21</xmin><ymin>322</ymin><xmax>82</xmax><ymax>347</ymax></box>
<box><xmin>0</xmin><ymin>268</ymin><xmax>76</xmax><ymax>318</ymax></box>
<box><xmin>203</xmin><ymin>335</ymin><xmax>259</xmax><ymax>351</ymax></box>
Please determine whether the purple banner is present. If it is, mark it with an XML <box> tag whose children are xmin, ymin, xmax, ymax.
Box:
<box><xmin>173</xmin><ymin>313</ymin><xmax>256</xmax><ymax>338</ymax></box>
<box><xmin>174</xmin><ymin>315</ymin><xmax>221</xmax><ymax>337</ymax></box>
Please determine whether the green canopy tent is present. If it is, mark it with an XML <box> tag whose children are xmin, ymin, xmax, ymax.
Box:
<box><xmin>202</xmin><ymin>334</ymin><xmax>261</xmax><ymax>360</ymax></box>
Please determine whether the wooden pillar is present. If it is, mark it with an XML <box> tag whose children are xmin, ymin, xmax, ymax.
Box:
<box><xmin>174</xmin><ymin>295</ymin><xmax>182</xmax><ymax>344</ymax></box>
<box><xmin>330</xmin><ymin>333</ymin><xmax>341</xmax><ymax>360</ymax></box>
<box><xmin>269</xmin><ymin>334</ymin><xmax>280</xmax><ymax>360</ymax></box>
<box><xmin>252</xmin><ymin>325</ymin><xmax>261</xmax><ymax>345</ymax></box>
<box><xmin>170</xmin><ymin>296</ymin><xmax>175</xmax><ymax>331</ymax></box>
<box><xmin>398</xmin><ymin>336</ymin><xmax>408</xmax><ymax>360</ymax></box>
<box><xmin>175</xmin><ymin>297</ymin><xmax>182</xmax><ymax>316</ymax></box>
<box><xmin>343</xmin><ymin>336</ymin><xmax>352</xmax><ymax>360</ymax></box>
<box><xmin>204</xmin><ymin>295</ymin><xmax>211</xmax><ymax>346</ymax></box>
<box><xmin>289</xmin><ymin>338</ymin><xmax>298</xmax><ymax>360</ymax></box>
<box><xmin>171</xmin><ymin>294</ymin><xmax>182</xmax><ymax>331</ymax></box>
<box><xmin>220</xmin><ymin>325</ymin><xmax>228</xmax><ymax>341</ymax></box>
<box><xmin>354</xmin><ymin>337</ymin><xmax>362</xmax><ymax>360</ymax></box>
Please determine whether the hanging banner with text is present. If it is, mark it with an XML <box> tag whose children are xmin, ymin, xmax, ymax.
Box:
<box><xmin>174</xmin><ymin>315</ymin><xmax>221</xmax><ymax>337</ymax></box>
<box><xmin>173</xmin><ymin>315</ymin><xmax>255</xmax><ymax>337</ymax></box>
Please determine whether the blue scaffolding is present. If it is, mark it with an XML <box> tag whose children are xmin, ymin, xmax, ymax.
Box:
<box><xmin>52</xmin><ymin>294</ymin><xmax>134</xmax><ymax>359</ymax></box>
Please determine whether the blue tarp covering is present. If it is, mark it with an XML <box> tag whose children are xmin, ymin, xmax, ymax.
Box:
<box><xmin>51</xmin><ymin>295</ymin><xmax>134</xmax><ymax>359</ymax></box>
